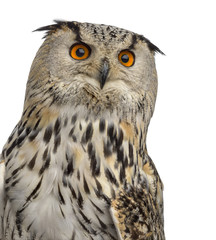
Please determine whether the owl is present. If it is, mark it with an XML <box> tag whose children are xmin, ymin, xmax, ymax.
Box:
<box><xmin>0</xmin><ymin>21</ymin><xmax>165</xmax><ymax>240</ymax></box>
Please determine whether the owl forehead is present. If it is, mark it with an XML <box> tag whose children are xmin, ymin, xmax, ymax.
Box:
<box><xmin>78</xmin><ymin>22</ymin><xmax>133</xmax><ymax>46</ymax></box>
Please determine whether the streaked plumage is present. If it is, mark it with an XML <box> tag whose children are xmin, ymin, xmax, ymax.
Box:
<box><xmin>0</xmin><ymin>21</ymin><xmax>165</xmax><ymax>240</ymax></box>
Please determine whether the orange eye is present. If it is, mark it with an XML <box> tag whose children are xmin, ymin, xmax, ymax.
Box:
<box><xmin>118</xmin><ymin>50</ymin><xmax>135</xmax><ymax>67</ymax></box>
<box><xmin>70</xmin><ymin>43</ymin><xmax>91</xmax><ymax>60</ymax></box>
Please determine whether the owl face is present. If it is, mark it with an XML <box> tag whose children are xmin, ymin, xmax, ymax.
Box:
<box><xmin>27</xmin><ymin>21</ymin><xmax>162</xmax><ymax>115</ymax></box>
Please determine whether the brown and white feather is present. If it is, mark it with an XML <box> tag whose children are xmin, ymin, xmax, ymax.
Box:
<box><xmin>0</xmin><ymin>21</ymin><xmax>164</xmax><ymax>240</ymax></box>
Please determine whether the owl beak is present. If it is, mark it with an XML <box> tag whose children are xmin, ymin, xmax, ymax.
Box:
<box><xmin>100</xmin><ymin>60</ymin><xmax>109</xmax><ymax>89</ymax></box>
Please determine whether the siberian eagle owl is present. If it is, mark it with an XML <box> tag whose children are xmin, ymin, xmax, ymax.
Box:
<box><xmin>0</xmin><ymin>21</ymin><xmax>165</xmax><ymax>240</ymax></box>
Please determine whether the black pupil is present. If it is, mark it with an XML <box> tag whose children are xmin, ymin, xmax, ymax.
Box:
<box><xmin>121</xmin><ymin>54</ymin><xmax>129</xmax><ymax>63</ymax></box>
<box><xmin>76</xmin><ymin>48</ymin><xmax>85</xmax><ymax>57</ymax></box>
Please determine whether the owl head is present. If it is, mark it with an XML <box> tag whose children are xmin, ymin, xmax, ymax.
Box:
<box><xmin>25</xmin><ymin>21</ymin><xmax>163</xmax><ymax>120</ymax></box>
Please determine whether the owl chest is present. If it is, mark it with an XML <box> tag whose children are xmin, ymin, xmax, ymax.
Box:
<box><xmin>6</xmin><ymin>114</ymin><xmax>141</xmax><ymax>239</ymax></box>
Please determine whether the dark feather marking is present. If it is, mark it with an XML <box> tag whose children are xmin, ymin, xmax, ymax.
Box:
<box><xmin>29</xmin><ymin>129</ymin><xmax>39</xmax><ymax>142</ymax></box>
<box><xmin>94</xmin><ymin>177</ymin><xmax>102</xmax><ymax>193</ymax></box>
<box><xmin>27</xmin><ymin>221</ymin><xmax>34</xmax><ymax>231</ymax></box>
<box><xmin>87</xmin><ymin>142</ymin><xmax>100</xmax><ymax>176</ymax></box>
<box><xmin>54</xmin><ymin>118</ymin><xmax>61</xmax><ymax>136</ymax></box>
<box><xmin>22</xmin><ymin>121</ymin><xmax>28</xmax><ymax>129</ymax></box>
<box><xmin>120</xmin><ymin>33</ymin><xmax>127</xmax><ymax>41</ymax></box>
<box><xmin>87</xmin><ymin>142</ymin><xmax>94</xmax><ymax>156</ymax></box>
<box><xmin>16</xmin><ymin>211</ymin><xmax>22</xmax><ymax>237</ymax></box>
<box><xmin>35</xmin><ymin>21</ymin><xmax>82</xmax><ymax>40</ymax></box>
<box><xmin>105</xmin><ymin>168</ymin><xmax>119</xmax><ymax>187</ymax></box>
<box><xmin>65</xmin><ymin>153</ymin><xmax>74</xmax><ymax>175</ymax></box>
<box><xmin>62</xmin><ymin>174</ymin><xmax>67</xmax><ymax>187</ymax></box>
<box><xmin>71</xmin><ymin>231</ymin><xmax>76</xmax><ymax>240</ymax></box>
<box><xmin>7</xmin><ymin>131</ymin><xmax>15</xmax><ymax>144</ymax></box>
<box><xmin>5</xmin><ymin>156</ymin><xmax>13</xmax><ymax>167</ymax></box>
<box><xmin>103</xmin><ymin>139</ymin><xmax>112</xmax><ymax>158</ymax></box>
<box><xmin>81</xmin><ymin>122</ymin><xmax>93</xmax><ymax>143</ymax></box>
<box><xmin>77</xmin><ymin>169</ymin><xmax>80</xmax><ymax>180</ymax></box>
<box><xmin>72</xmin><ymin>135</ymin><xmax>77</xmax><ymax>142</ymax></box>
<box><xmin>116</xmin><ymin>128</ymin><xmax>123</xmax><ymax>148</ymax></box>
<box><xmin>111</xmin><ymin>186</ymin><xmax>116</xmax><ymax>199</ymax></box>
<box><xmin>79</xmin><ymin>209</ymin><xmax>91</xmax><ymax>224</ymax></box>
<box><xmin>39</xmin><ymin>152</ymin><xmax>51</xmax><ymax>175</ymax></box>
<box><xmin>11</xmin><ymin>178</ymin><xmax>21</xmax><ymax>187</ymax></box>
<box><xmin>69</xmin><ymin>126</ymin><xmax>75</xmax><ymax>137</ymax></box>
<box><xmin>6</xmin><ymin>140</ymin><xmax>17</xmax><ymax>157</ymax></box>
<box><xmin>39</xmin><ymin>233</ymin><xmax>45</xmax><ymax>240</ymax></box>
<box><xmin>77</xmin><ymin>190</ymin><xmax>84</xmax><ymax>209</ymax></box>
<box><xmin>16</xmin><ymin>134</ymin><xmax>27</xmax><ymax>148</ymax></box>
<box><xmin>43</xmin><ymin>147</ymin><xmax>48</xmax><ymax>160</ymax></box>
<box><xmin>22</xmin><ymin>108</ymin><xmax>28</xmax><ymax>117</ymax></box>
<box><xmin>53</xmin><ymin>135</ymin><xmax>61</xmax><ymax>153</ymax></box>
<box><xmin>90</xmin><ymin>200</ymin><xmax>104</xmax><ymax>214</ymax></box>
<box><xmin>91</xmin><ymin>155</ymin><xmax>100</xmax><ymax>177</ymax></box>
<box><xmin>83</xmin><ymin>175</ymin><xmax>90</xmax><ymax>194</ymax></box>
<box><xmin>34</xmin><ymin>23</ymin><xmax>58</xmax><ymax>32</ymax></box>
<box><xmin>107</xmin><ymin>124</ymin><xmax>116</xmax><ymax>143</ymax></box>
<box><xmin>71</xmin><ymin>114</ymin><xmax>77</xmax><ymax>124</ymax></box>
<box><xmin>101</xmin><ymin>28</ymin><xmax>105</xmax><ymax>40</ymax></box>
<box><xmin>99</xmin><ymin>118</ymin><xmax>106</xmax><ymax>132</ymax></box>
<box><xmin>124</xmin><ymin>156</ymin><xmax>129</xmax><ymax>168</ymax></box>
<box><xmin>96</xmin><ymin>214</ymin><xmax>107</xmax><ymax>229</ymax></box>
<box><xmin>79</xmin><ymin>123</ymin><xmax>82</xmax><ymax>130</ymax></box>
<box><xmin>68</xmin><ymin>21</ymin><xmax>81</xmax><ymax>41</ymax></box>
<box><xmin>32</xmin><ymin>192</ymin><xmax>40</xmax><ymax>200</ymax></box>
<box><xmin>119</xmin><ymin>165</ymin><xmax>126</xmax><ymax>184</ymax></box>
<box><xmin>64</xmin><ymin>117</ymin><xmax>68</xmax><ymax>127</ymax></box>
<box><xmin>109</xmin><ymin>30</ymin><xmax>117</xmax><ymax>39</ymax></box>
<box><xmin>25</xmin><ymin>177</ymin><xmax>43</xmax><ymax>203</ymax></box>
<box><xmin>77</xmin><ymin>218</ymin><xmax>90</xmax><ymax>233</ymax></box>
<box><xmin>27</xmin><ymin>105</ymin><xmax>37</xmax><ymax>118</ymax></box>
<box><xmin>5</xmin><ymin>206</ymin><xmax>10</xmax><ymax>232</ymax></box>
<box><xmin>58</xmin><ymin>184</ymin><xmax>66</xmax><ymax>205</ymax></box>
<box><xmin>59</xmin><ymin>205</ymin><xmax>65</xmax><ymax>218</ymax></box>
<box><xmin>129</xmin><ymin>142</ymin><xmax>134</xmax><ymax>167</ymax></box>
<box><xmin>139</xmin><ymin>35</ymin><xmax>165</xmax><ymax>55</ymax></box>
<box><xmin>17</xmin><ymin>121</ymin><xmax>22</xmax><ymax>129</ymax></box>
<box><xmin>69</xmin><ymin>183</ymin><xmax>77</xmax><ymax>199</ymax></box>
<box><xmin>18</xmin><ymin>127</ymin><xmax>25</xmax><ymax>136</ymax></box>
<box><xmin>11</xmin><ymin>162</ymin><xmax>26</xmax><ymax>176</ymax></box>
<box><xmin>136</xmin><ymin>150</ymin><xmax>139</xmax><ymax>165</ymax></box>
<box><xmin>34</xmin><ymin>118</ymin><xmax>41</xmax><ymax>130</ymax></box>
<box><xmin>11</xmin><ymin>227</ymin><xmax>15</xmax><ymax>239</ymax></box>
<box><xmin>101</xmin><ymin>193</ymin><xmax>111</xmax><ymax>206</ymax></box>
<box><xmin>32</xmin><ymin>233</ymin><xmax>37</xmax><ymax>240</ymax></box>
<box><xmin>43</xmin><ymin>126</ymin><xmax>52</xmax><ymax>143</ymax></box>
<box><xmin>25</xmin><ymin>127</ymin><xmax>31</xmax><ymax>136</ymax></box>
<box><xmin>5</xmin><ymin>176</ymin><xmax>12</xmax><ymax>184</ymax></box>
<box><xmin>129</xmin><ymin>34</ymin><xmax>138</xmax><ymax>49</ymax></box>
<box><xmin>6</xmin><ymin>208</ymin><xmax>10</xmax><ymax>228</ymax></box>
<box><xmin>1</xmin><ymin>149</ymin><xmax>6</xmax><ymax>159</ymax></box>
<box><xmin>117</xmin><ymin>146</ymin><xmax>124</xmax><ymax>163</ymax></box>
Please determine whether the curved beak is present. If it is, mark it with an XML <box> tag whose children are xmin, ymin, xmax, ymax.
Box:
<box><xmin>100</xmin><ymin>60</ymin><xmax>109</xmax><ymax>89</ymax></box>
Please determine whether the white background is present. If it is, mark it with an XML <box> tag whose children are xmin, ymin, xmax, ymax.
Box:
<box><xmin>0</xmin><ymin>0</ymin><xmax>215</xmax><ymax>239</ymax></box>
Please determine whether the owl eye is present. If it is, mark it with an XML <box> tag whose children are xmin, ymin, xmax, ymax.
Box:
<box><xmin>118</xmin><ymin>50</ymin><xmax>135</xmax><ymax>67</ymax></box>
<box><xmin>70</xmin><ymin>43</ymin><xmax>91</xmax><ymax>60</ymax></box>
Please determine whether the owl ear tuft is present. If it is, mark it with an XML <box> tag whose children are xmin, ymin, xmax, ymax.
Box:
<box><xmin>33</xmin><ymin>20</ymin><xmax>79</xmax><ymax>39</ymax></box>
<box><xmin>139</xmin><ymin>35</ymin><xmax>165</xmax><ymax>55</ymax></box>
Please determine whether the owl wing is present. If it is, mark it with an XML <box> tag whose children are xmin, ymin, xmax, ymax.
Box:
<box><xmin>109</xmin><ymin>183</ymin><xmax>165</xmax><ymax>240</ymax></box>
<box><xmin>109</xmin><ymin>157</ymin><xmax>165</xmax><ymax>240</ymax></box>
<box><xmin>0</xmin><ymin>157</ymin><xmax>5</xmax><ymax>240</ymax></box>
<box><xmin>102</xmin><ymin>119</ymin><xmax>165</xmax><ymax>239</ymax></box>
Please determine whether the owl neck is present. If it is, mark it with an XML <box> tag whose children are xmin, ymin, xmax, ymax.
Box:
<box><xmin>21</xmin><ymin>100</ymin><xmax>150</xmax><ymax>146</ymax></box>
